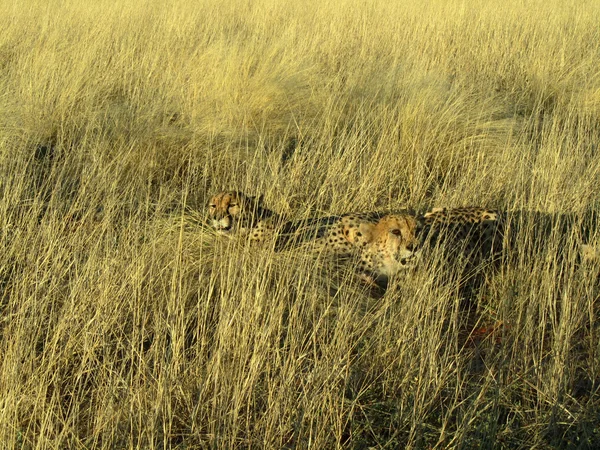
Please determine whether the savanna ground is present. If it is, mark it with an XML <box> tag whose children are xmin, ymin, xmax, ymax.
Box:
<box><xmin>1</xmin><ymin>0</ymin><xmax>600</xmax><ymax>448</ymax></box>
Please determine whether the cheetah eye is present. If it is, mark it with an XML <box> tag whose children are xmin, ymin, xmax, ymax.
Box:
<box><xmin>391</xmin><ymin>229</ymin><xmax>402</xmax><ymax>236</ymax></box>
<box><xmin>208</xmin><ymin>204</ymin><xmax>216</xmax><ymax>209</ymax></box>
<box><xmin>228</xmin><ymin>203</ymin><xmax>238</xmax><ymax>208</ymax></box>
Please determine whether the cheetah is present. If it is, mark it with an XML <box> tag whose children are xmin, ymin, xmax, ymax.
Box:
<box><xmin>359</xmin><ymin>207</ymin><xmax>503</xmax><ymax>288</ymax></box>
<box><xmin>358</xmin><ymin>206</ymin><xmax>600</xmax><ymax>289</ymax></box>
<box><xmin>207</xmin><ymin>191</ymin><xmax>282</xmax><ymax>242</ymax></box>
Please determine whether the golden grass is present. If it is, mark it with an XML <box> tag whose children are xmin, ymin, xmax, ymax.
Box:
<box><xmin>1</xmin><ymin>0</ymin><xmax>600</xmax><ymax>447</ymax></box>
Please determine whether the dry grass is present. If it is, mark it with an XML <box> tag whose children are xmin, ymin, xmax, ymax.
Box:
<box><xmin>1</xmin><ymin>0</ymin><xmax>600</xmax><ymax>448</ymax></box>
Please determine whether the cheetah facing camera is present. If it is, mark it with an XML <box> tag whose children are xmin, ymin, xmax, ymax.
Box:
<box><xmin>361</xmin><ymin>207</ymin><xmax>600</xmax><ymax>291</ymax></box>
<box><xmin>357</xmin><ymin>214</ymin><xmax>421</xmax><ymax>287</ymax></box>
<box><xmin>207</xmin><ymin>191</ymin><xmax>281</xmax><ymax>242</ymax></box>
<box><xmin>359</xmin><ymin>207</ymin><xmax>503</xmax><ymax>288</ymax></box>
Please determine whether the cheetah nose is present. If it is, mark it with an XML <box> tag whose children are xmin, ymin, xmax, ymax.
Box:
<box><xmin>213</xmin><ymin>218</ymin><xmax>232</xmax><ymax>231</ymax></box>
<box><xmin>400</xmin><ymin>258</ymin><xmax>408</xmax><ymax>266</ymax></box>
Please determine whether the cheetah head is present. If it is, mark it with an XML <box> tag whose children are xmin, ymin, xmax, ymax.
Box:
<box><xmin>369</xmin><ymin>214</ymin><xmax>421</xmax><ymax>276</ymax></box>
<box><xmin>207</xmin><ymin>191</ymin><xmax>266</xmax><ymax>235</ymax></box>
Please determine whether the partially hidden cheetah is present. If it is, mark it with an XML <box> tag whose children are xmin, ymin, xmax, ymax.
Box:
<box><xmin>358</xmin><ymin>206</ymin><xmax>600</xmax><ymax>289</ymax></box>
<box><xmin>359</xmin><ymin>207</ymin><xmax>503</xmax><ymax>288</ymax></box>
<box><xmin>419</xmin><ymin>207</ymin><xmax>503</xmax><ymax>262</ymax></box>
<box><xmin>207</xmin><ymin>191</ymin><xmax>283</xmax><ymax>242</ymax></box>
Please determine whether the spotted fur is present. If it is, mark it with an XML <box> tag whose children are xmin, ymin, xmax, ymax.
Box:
<box><xmin>420</xmin><ymin>207</ymin><xmax>503</xmax><ymax>261</ymax></box>
<box><xmin>316</xmin><ymin>212</ymin><xmax>386</xmax><ymax>255</ymax></box>
<box><xmin>207</xmin><ymin>191</ymin><xmax>384</xmax><ymax>252</ymax></box>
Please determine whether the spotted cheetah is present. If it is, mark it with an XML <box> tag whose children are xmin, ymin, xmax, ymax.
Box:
<box><xmin>207</xmin><ymin>191</ymin><xmax>282</xmax><ymax>242</ymax></box>
<box><xmin>359</xmin><ymin>206</ymin><xmax>600</xmax><ymax>289</ymax></box>
<box><xmin>359</xmin><ymin>207</ymin><xmax>503</xmax><ymax>288</ymax></box>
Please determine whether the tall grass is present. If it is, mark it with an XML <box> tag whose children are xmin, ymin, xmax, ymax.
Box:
<box><xmin>1</xmin><ymin>0</ymin><xmax>600</xmax><ymax>447</ymax></box>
